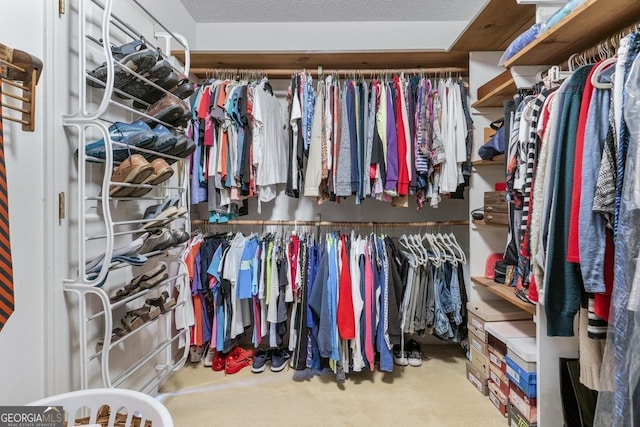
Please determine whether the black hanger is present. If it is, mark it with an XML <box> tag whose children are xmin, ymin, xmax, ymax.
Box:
<box><xmin>263</xmin><ymin>80</ymin><xmax>274</xmax><ymax>95</ymax></box>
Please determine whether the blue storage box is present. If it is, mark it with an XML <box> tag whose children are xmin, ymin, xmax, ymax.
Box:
<box><xmin>506</xmin><ymin>355</ymin><xmax>536</xmax><ymax>398</ymax></box>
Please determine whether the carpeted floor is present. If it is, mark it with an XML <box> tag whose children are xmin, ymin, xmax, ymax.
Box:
<box><xmin>158</xmin><ymin>345</ymin><xmax>506</xmax><ymax>427</ymax></box>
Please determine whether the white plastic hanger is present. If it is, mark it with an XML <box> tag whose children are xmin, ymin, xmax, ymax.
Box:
<box><xmin>399</xmin><ymin>234</ymin><xmax>418</xmax><ymax>268</ymax></box>
<box><xmin>450</xmin><ymin>233</ymin><xmax>467</xmax><ymax>264</ymax></box>
<box><xmin>591</xmin><ymin>57</ymin><xmax>617</xmax><ymax>89</ymax></box>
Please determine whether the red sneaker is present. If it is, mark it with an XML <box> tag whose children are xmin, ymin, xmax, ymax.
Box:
<box><xmin>224</xmin><ymin>346</ymin><xmax>254</xmax><ymax>375</ymax></box>
<box><xmin>211</xmin><ymin>350</ymin><xmax>225</xmax><ymax>372</ymax></box>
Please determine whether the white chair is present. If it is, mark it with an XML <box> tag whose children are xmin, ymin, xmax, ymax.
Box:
<box><xmin>28</xmin><ymin>388</ymin><xmax>173</xmax><ymax>427</ymax></box>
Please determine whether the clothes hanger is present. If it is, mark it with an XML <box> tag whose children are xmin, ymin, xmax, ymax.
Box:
<box><xmin>409</xmin><ymin>233</ymin><xmax>427</xmax><ymax>266</ymax></box>
<box><xmin>422</xmin><ymin>230</ymin><xmax>441</xmax><ymax>267</ymax></box>
<box><xmin>448</xmin><ymin>232</ymin><xmax>467</xmax><ymax>264</ymax></box>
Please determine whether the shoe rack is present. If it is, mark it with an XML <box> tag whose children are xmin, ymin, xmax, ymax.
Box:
<box><xmin>62</xmin><ymin>0</ymin><xmax>192</xmax><ymax>392</ymax></box>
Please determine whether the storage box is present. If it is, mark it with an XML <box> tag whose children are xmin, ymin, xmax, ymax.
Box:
<box><xmin>506</xmin><ymin>355</ymin><xmax>537</xmax><ymax>398</ymax></box>
<box><xmin>466</xmin><ymin>300</ymin><xmax>532</xmax><ymax>336</ymax></box>
<box><xmin>488</xmin><ymin>345</ymin><xmax>507</xmax><ymax>374</ymax></box>
<box><xmin>484</xmin><ymin>191</ymin><xmax>508</xmax><ymax>225</ymax></box>
<box><xmin>509</xmin><ymin>381</ymin><xmax>538</xmax><ymax>424</ymax></box>
<box><xmin>507</xmin><ymin>337</ymin><xmax>537</xmax><ymax>373</ymax></box>
<box><xmin>466</xmin><ymin>361</ymin><xmax>489</xmax><ymax>396</ymax></box>
<box><xmin>469</xmin><ymin>328</ymin><xmax>488</xmax><ymax>356</ymax></box>
<box><xmin>509</xmin><ymin>404</ymin><xmax>537</xmax><ymax>427</ymax></box>
<box><xmin>470</xmin><ymin>345</ymin><xmax>490</xmax><ymax>378</ymax></box>
<box><xmin>485</xmin><ymin>320</ymin><xmax>536</xmax><ymax>356</ymax></box>
<box><xmin>489</xmin><ymin>381</ymin><xmax>509</xmax><ymax>417</ymax></box>
<box><xmin>489</xmin><ymin>362</ymin><xmax>510</xmax><ymax>397</ymax></box>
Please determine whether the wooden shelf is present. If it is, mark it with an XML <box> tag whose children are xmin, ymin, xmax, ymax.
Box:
<box><xmin>471</xmin><ymin>277</ymin><xmax>536</xmax><ymax>316</ymax></box>
<box><xmin>472</xmin><ymin>154</ymin><xmax>505</xmax><ymax>167</ymax></box>
<box><xmin>504</xmin><ymin>0</ymin><xmax>640</xmax><ymax>67</ymax></box>
<box><xmin>472</xmin><ymin>219</ymin><xmax>508</xmax><ymax>228</ymax></box>
<box><xmin>175</xmin><ymin>51</ymin><xmax>470</xmax><ymax>79</ymax></box>
<box><xmin>472</xmin><ymin>70</ymin><xmax>516</xmax><ymax>108</ymax></box>
<box><xmin>451</xmin><ymin>0</ymin><xmax>536</xmax><ymax>52</ymax></box>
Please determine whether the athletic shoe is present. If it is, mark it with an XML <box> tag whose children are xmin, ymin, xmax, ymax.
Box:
<box><xmin>393</xmin><ymin>344</ymin><xmax>408</xmax><ymax>366</ymax></box>
<box><xmin>251</xmin><ymin>349</ymin><xmax>271</xmax><ymax>373</ymax></box>
<box><xmin>225</xmin><ymin>346</ymin><xmax>254</xmax><ymax>375</ymax></box>
<box><xmin>406</xmin><ymin>339</ymin><xmax>423</xmax><ymax>367</ymax></box>
<box><xmin>270</xmin><ymin>348</ymin><xmax>290</xmax><ymax>372</ymax></box>
<box><xmin>211</xmin><ymin>350</ymin><xmax>225</xmax><ymax>372</ymax></box>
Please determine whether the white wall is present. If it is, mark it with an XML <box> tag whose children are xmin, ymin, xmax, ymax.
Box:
<box><xmin>467</xmin><ymin>51</ymin><xmax>507</xmax><ymax>302</ymax></box>
<box><xmin>0</xmin><ymin>0</ymin><xmax>47</xmax><ymax>405</ymax></box>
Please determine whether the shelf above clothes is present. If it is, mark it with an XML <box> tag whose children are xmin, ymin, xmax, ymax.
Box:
<box><xmin>472</xmin><ymin>70</ymin><xmax>516</xmax><ymax>109</ymax></box>
<box><xmin>471</xmin><ymin>276</ymin><xmax>536</xmax><ymax>316</ymax></box>
<box><xmin>471</xmin><ymin>154</ymin><xmax>505</xmax><ymax>167</ymax></box>
<box><xmin>173</xmin><ymin>51</ymin><xmax>470</xmax><ymax>79</ymax></box>
<box><xmin>504</xmin><ymin>0</ymin><xmax>640</xmax><ymax>68</ymax></box>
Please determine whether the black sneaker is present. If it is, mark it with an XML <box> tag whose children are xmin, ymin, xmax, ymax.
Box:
<box><xmin>252</xmin><ymin>349</ymin><xmax>270</xmax><ymax>373</ymax></box>
<box><xmin>270</xmin><ymin>348</ymin><xmax>290</xmax><ymax>372</ymax></box>
<box><xmin>393</xmin><ymin>344</ymin><xmax>408</xmax><ymax>366</ymax></box>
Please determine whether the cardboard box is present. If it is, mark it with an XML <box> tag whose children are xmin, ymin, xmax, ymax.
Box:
<box><xmin>466</xmin><ymin>300</ymin><xmax>532</xmax><ymax>337</ymax></box>
<box><xmin>488</xmin><ymin>344</ymin><xmax>507</xmax><ymax>374</ymax></box>
<box><xmin>489</xmin><ymin>362</ymin><xmax>510</xmax><ymax>397</ymax></box>
<box><xmin>470</xmin><ymin>345</ymin><xmax>490</xmax><ymax>378</ymax></box>
<box><xmin>468</xmin><ymin>312</ymin><xmax>486</xmax><ymax>337</ymax></box>
<box><xmin>509</xmin><ymin>381</ymin><xmax>538</xmax><ymax>424</ymax></box>
<box><xmin>489</xmin><ymin>380</ymin><xmax>509</xmax><ymax>417</ymax></box>
<box><xmin>509</xmin><ymin>404</ymin><xmax>537</xmax><ymax>427</ymax></box>
<box><xmin>485</xmin><ymin>320</ymin><xmax>536</xmax><ymax>356</ymax></box>
<box><xmin>469</xmin><ymin>328</ymin><xmax>488</xmax><ymax>356</ymax></box>
<box><xmin>466</xmin><ymin>361</ymin><xmax>489</xmax><ymax>396</ymax></box>
<box><xmin>506</xmin><ymin>355</ymin><xmax>537</xmax><ymax>398</ymax></box>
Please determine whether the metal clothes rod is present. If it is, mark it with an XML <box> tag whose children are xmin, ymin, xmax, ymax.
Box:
<box><xmin>192</xmin><ymin>219</ymin><xmax>469</xmax><ymax>227</ymax></box>
<box><xmin>192</xmin><ymin>67</ymin><xmax>468</xmax><ymax>79</ymax></box>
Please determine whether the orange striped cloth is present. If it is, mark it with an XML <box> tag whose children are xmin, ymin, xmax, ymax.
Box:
<box><xmin>0</xmin><ymin>72</ymin><xmax>14</xmax><ymax>332</ymax></box>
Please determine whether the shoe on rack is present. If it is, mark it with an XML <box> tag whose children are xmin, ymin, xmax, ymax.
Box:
<box><xmin>133</xmin><ymin>70</ymin><xmax>180</xmax><ymax>109</ymax></box>
<box><xmin>251</xmin><ymin>349</ymin><xmax>271</xmax><ymax>373</ymax></box>
<box><xmin>121</xmin><ymin>312</ymin><xmax>144</xmax><ymax>332</ymax></box>
<box><xmin>117</xmin><ymin>58</ymin><xmax>175</xmax><ymax>102</ymax></box>
<box><xmin>171</xmin><ymin>74</ymin><xmax>195</xmax><ymax>100</ymax></box>
<box><xmin>270</xmin><ymin>348</ymin><xmax>290</xmax><ymax>372</ymax></box>
<box><xmin>137</xmin><ymin>229</ymin><xmax>176</xmax><ymax>254</ymax></box>
<box><xmin>171</xmin><ymin>229</ymin><xmax>190</xmax><ymax>245</ymax></box>
<box><xmin>406</xmin><ymin>340</ymin><xmax>423</xmax><ymax>367</ymax></box>
<box><xmin>145</xmin><ymin>290</ymin><xmax>176</xmax><ymax>313</ymax></box>
<box><xmin>150</xmin><ymin>124</ymin><xmax>178</xmax><ymax>154</ymax></box>
<box><xmin>126</xmin><ymin>304</ymin><xmax>160</xmax><ymax>323</ymax></box>
<box><xmin>225</xmin><ymin>346</ymin><xmax>255</xmax><ymax>375</ymax></box>
<box><xmin>128</xmin><ymin>158</ymin><xmax>174</xmax><ymax>197</ymax></box>
<box><xmin>109</xmin><ymin>263</ymin><xmax>167</xmax><ymax>302</ymax></box>
<box><xmin>87</xmin><ymin>39</ymin><xmax>159</xmax><ymax>90</ymax></box>
<box><xmin>109</xmin><ymin>154</ymin><xmax>155</xmax><ymax>197</ymax></box>
<box><xmin>163</xmin><ymin>132</ymin><xmax>196</xmax><ymax>164</ymax></box>
<box><xmin>393</xmin><ymin>344</ymin><xmax>409</xmax><ymax>367</ymax></box>
<box><xmin>139</xmin><ymin>271</ymin><xmax>169</xmax><ymax>290</ymax></box>
<box><xmin>142</xmin><ymin>93</ymin><xmax>189</xmax><ymax>127</ymax></box>
<box><xmin>82</xmin><ymin>120</ymin><xmax>157</xmax><ymax>162</ymax></box>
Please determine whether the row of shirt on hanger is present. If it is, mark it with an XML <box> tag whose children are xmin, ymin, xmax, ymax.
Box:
<box><xmin>501</xmin><ymin>33</ymin><xmax>640</xmax><ymax>407</ymax></box>
<box><xmin>186</xmin><ymin>73</ymin><xmax>473</xmax><ymax>222</ymax></box>
<box><xmin>183</xmin><ymin>229</ymin><xmax>468</xmax><ymax>378</ymax></box>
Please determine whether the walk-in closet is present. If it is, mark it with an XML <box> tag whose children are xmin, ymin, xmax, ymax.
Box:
<box><xmin>1</xmin><ymin>0</ymin><xmax>639</xmax><ymax>426</ymax></box>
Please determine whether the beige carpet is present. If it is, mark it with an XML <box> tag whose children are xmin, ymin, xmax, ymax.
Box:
<box><xmin>159</xmin><ymin>346</ymin><xmax>506</xmax><ymax>427</ymax></box>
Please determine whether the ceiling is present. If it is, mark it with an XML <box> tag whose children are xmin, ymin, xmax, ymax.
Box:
<box><xmin>178</xmin><ymin>0</ymin><xmax>487</xmax><ymax>23</ymax></box>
